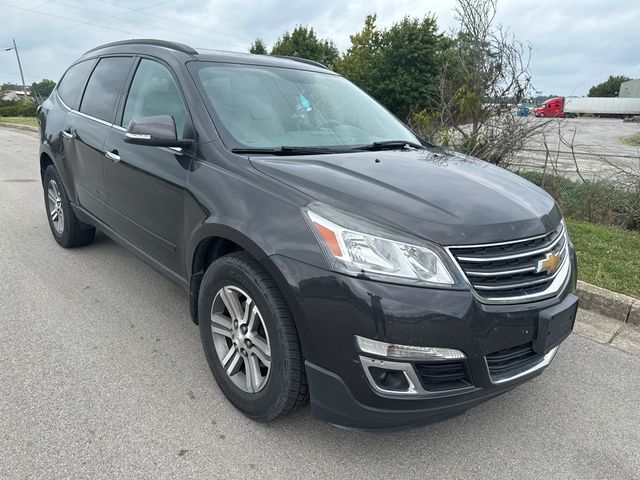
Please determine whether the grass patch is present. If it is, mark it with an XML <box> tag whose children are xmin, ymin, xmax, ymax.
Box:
<box><xmin>0</xmin><ymin>116</ymin><xmax>38</xmax><ymax>128</ymax></box>
<box><xmin>620</xmin><ymin>132</ymin><xmax>640</xmax><ymax>147</ymax></box>
<box><xmin>566</xmin><ymin>219</ymin><xmax>640</xmax><ymax>298</ymax></box>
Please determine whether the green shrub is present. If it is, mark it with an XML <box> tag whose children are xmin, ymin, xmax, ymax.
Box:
<box><xmin>520</xmin><ymin>171</ymin><xmax>640</xmax><ymax>231</ymax></box>
<box><xmin>0</xmin><ymin>102</ymin><xmax>38</xmax><ymax>117</ymax></box>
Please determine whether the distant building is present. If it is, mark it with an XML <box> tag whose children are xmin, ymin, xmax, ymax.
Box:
<box><xmin>1</xmin><ymin>90</ymin><xmax>29</xmax><ymax>102</ymax></box>
<box><xmin>619</xmin><ymin>79</ymin><xmax>640</xmax><ymax>98</ymax></box>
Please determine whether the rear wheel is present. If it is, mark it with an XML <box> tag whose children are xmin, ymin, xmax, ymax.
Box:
<box><xmin>43</xmin><ymin>165</ymin><xmax>95</xmax><ymax>248</ymax></box>
<box><xmin>198</xmin><ymin>251</ymin><xmax>308</xmax><ymax>421</ymax></box>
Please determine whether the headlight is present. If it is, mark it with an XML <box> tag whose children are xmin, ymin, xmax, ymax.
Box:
<box><xmin>304</xmin><ymin>205</ymin><xmax>454</xmax><ymax>286</ymax></box>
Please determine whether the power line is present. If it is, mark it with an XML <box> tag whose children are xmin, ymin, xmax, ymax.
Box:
<box><xmin>2</xmin><ymin>0</ymin><xmax>52</xmax><ymax>23</ymax></box>
<box><xmin>1</xmin><ymin>0</ymin><xmax>247</xmax><ymax>50</ymax></box>
<box><xmin>0</xmin><ymin>69</ymin><xmax>40</xmax><ymax>82</ymax></box>
<box><xmin>91</xmin><ymin>0</ymin><xmax>253</xmax><ymax>44</ymax></box>
<box><xmin>0</xmin><ymin>1</ymin><xmax>139</xmax><ymax>38</ymax></box>
<box><xmin>43</xmin><ymin>0</ymin><xmax>247</xmax><ymax>49</ymax></box>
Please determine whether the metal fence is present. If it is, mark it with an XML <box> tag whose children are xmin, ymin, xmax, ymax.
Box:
<box><xmin>507</xmin><ymin>120</ymin><xmax>640</xmax><ymax>231</ymax></box>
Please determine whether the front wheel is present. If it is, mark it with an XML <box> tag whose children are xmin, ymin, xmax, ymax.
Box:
<box><xmin>198</xmin><ymin>251</ymin><xmax>308</xmax><ymax>421</ymax></box>
<box><xmin>43</xmin><ymin>165</ymin><xmax>95</xmax><ymax>248</ymax></box>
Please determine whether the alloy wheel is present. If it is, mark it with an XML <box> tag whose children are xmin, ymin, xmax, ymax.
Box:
<box><xmin>210</xmin><ymin>286</ymin><xmax>272</xmax><ymax>393</ymax></box>
<box><xmin>47</xmin><ymin>179</ymin><xmax>64</xmax><ymax>235</ymax></box>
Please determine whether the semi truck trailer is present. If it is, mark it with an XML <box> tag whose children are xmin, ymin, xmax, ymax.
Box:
<box><xmin>534</xmin><ymin>96</ymin><xmax>640</xmax><ymax>118</ymax></box>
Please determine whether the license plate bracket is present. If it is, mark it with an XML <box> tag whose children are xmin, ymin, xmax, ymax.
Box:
<box><xmin>533</xmin><ymin>294</ymin><xmax>579</xmax><ymax>354</ymax></box>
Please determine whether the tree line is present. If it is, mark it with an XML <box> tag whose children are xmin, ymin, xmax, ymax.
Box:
<box><xmin>247</xmin><ymin>0</ymin><xmax>635</xmax><ymax>166</ymax></box>
<box><xmin>250</xmin><ymin>14</ymin><xmax>446</xmax><ymax>121</ymax></box>
<box><xmin>250</xmin><ymin>0</ymin><xmax>536</xmax><ymax>165</ymax></box>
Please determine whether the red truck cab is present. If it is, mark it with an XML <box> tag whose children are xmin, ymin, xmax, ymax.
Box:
<box><xmin>535</xmin><ymin>97</ymin><xmax>564</xmax><ymax>117</ymax></box>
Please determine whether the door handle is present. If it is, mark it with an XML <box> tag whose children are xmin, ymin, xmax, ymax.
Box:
<box><xmin>62</xmin><ymin>129</ymin><xmax>73</xmax><ymax>139</ymax></box>
<box><xmin>105</xmin><ymin>150</ymin><xmax>121</xmax><ymax>163</ymax></box>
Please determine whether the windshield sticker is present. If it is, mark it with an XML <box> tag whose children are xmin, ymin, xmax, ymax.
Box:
<box><xmin>299</xmin><ymin>94</ymin><xmax>313</xmax><ymax>112</ymax></box>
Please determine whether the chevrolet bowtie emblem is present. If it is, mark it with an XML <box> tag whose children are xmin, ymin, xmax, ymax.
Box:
<box><xmin>536</xmin><ymin>252</ymin><xmax>562</xmax><ymax>275</ymax></box>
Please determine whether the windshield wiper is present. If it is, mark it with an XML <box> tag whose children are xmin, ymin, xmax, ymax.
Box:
<box><xmin>231</xmin><ymin>146</ymin><xmax>344</xmax><ymax>156</ymax></box>
<box><xmin>350</xmin><ymin>140</ymin><xmax>426</xmax><ymax>151</ymax></box>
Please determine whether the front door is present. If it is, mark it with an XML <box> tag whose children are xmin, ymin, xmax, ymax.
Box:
<box><xmin>103</xmin><ymin>58</ymin><xmax>193</xmax><ymax>277</ymax></box>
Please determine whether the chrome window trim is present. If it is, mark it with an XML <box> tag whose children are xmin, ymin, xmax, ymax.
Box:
<box><xmin>57</xmin><ymin>91</ymin><xmax>186</xmax><ymax>156</ymax></box>
<box><xmin>444</xmin><ymin>223</ymin><xmax>571</xmax><ymax>305</ymax></box>
<box><xmin>57</xmin><ymin>90</ymin><xmax>116</xmax><ymax>128</ymax></box>
<box><xmin>486</xmin><ymin>346</ymin><xmax>559</xmax><ymax>384</ymax></box>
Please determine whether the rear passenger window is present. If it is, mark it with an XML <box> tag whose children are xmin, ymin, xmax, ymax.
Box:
<box><xmin>121</xmin><ymin>59</ymin><xmax>188</xmax><ymax>138</ymax></box>
<box><xmin>80</xmin><ymin>57</ymin><xmax>134</xmax><ymax>122</ymax></box>
<box><xmin>56</xmin><ymin>60</ymin><xmax>94</xmax><ymax>110</ymax></box>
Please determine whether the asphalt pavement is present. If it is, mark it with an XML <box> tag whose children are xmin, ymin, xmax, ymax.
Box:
<box><xmin>1</xmin><ymin>127</ymin><xmax>639</xmax><ymax>479</ymax></box>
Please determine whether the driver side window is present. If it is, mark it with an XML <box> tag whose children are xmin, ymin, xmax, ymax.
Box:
<box><xmin>122</xmin><ymin>59</ymin><xmax>187</xmax><ymax>139</ymax></box>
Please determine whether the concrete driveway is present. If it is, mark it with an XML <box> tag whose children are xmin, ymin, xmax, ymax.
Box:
<box><xmin>1</xmin><ymin>127</ymin><xmax>639</xmax><ymax>479</ymax></box>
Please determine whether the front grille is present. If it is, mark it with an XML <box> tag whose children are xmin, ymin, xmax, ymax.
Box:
<box><xmin>485</xmin><ymin>343</ymin><xmax>542</xmax><ymax>381</ymax></box>
<box><xmin>448</xmin><ymin>223</ymin><xmax>567</xmax><ymax>302</ymax></box>
<box><xmin>414</xmin><ymin>361</ymin><xmax>472</xmax><ymax>392</ymax></box>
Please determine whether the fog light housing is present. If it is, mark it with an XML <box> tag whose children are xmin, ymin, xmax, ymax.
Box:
<box><xmin>355</xmin><ymin>336</ymin><xmax>466</xmax><ymax>361</ymax></box>
<box><xmin>369</xmin><ymin>367</ymin><xmax>410</xmax><ymax>391</ymax></box>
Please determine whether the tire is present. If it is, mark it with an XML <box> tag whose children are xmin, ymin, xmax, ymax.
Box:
<box><xmin>43</xmin><ymin>165</ymin><xmax>96</xmax><ymax>248</ymax></box>
<box><xmin>198</xmin><ymin>251</ymin><xmax>308</xmax><ymax>421</ymax></box>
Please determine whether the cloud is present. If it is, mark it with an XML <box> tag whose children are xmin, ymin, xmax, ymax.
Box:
<box><xmin>0</xmin><ymin>0</ymin><xmax>638</xmax><ymax>95</ymax></box>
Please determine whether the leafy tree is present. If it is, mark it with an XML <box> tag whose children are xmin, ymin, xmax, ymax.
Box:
<box><xmin>31</xmin><ymin>79</ymin><xmax>56</xmax><ymax>98</ymax></box>
<box><xmin>335</xmin><ymin>14</ymin><xmax>447</xmax><ymax>120</ymax></box>
<box><xmin>410</xmin><ymin>0</ymin><xmax>544</xmax><ymax>166</ymax></box>
<box><xmin>333</xmin><ymin>15</ymin><xmax>381</xmax><ymax>99</ymax></box>
<box><xmin>1</xmin><ymin>82</ymin><xmax>22</xmax><ymax>92</ymax></box>
<box><xmin>588</xmin><ymin>75</ymin><xmax>632</xmax><ymax>97</ymax></box>
<box><xmin>270</xmin><ymin>26</ymin><xmax>339</xmax><ymax>68</ymax></box>
<box><xmin>249</xmin><ymin>38</ymin><xmax>268</xmax><ymax>55</ymax></box>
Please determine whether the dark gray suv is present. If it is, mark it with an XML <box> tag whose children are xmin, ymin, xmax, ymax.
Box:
<box><xmin>38</xmin><ymin>39</ymin><xmax>578</xmax><ymax>430</ymax></box>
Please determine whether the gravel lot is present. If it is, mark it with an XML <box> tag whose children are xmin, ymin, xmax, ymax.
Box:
<box><xmin>517</xmin><ymin>117</ymin><xmax>640</xmax><ymax>180</ymax></box>
<box><xmin>1</xmin><ymin>127</ymin><xmax>640</xmax><ymax>479</ymax></box>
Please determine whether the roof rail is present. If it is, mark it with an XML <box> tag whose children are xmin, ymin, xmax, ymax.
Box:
<box><xmin>270</xmin><ymin>55</ymin><xmax>328</xmax><ymax>70</ymax></box>
<box><xmin>85</xmin><ymin>39</ymin><xmax>198</xmax><ymax>55</ymax></box>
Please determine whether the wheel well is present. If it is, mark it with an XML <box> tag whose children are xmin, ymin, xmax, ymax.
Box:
<box><xmin>189</xmin><ymin>237</ymin><xmax>243</xmax><ymax>324</ymax></box>
<box><xmin>40</xmin><ymin>152</ymin><xmax>54</xmax><ymax>180</ymax></box>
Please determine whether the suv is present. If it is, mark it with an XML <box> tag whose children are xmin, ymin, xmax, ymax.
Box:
<box><xmin>38</xmin><ymin>39</ymin><xmax>578</xmax><ymax>430</ymax></box>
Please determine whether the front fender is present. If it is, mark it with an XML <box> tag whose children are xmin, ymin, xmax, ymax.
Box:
<box><xmin>184</xmin><ymin>221</ymin><xmax>312</xmax><ymax>336</ymax></box>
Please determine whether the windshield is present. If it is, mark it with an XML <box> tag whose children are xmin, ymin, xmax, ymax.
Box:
<box><xmin>191</xmin><ymin>63</ymin><xmax>420</xmax><ymax>150</ymax></box>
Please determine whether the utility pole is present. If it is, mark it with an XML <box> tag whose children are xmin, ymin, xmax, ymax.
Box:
<box><xmin>12</xmin><ymin>39</ymin><xmax>28</xmax><ymax>100</ymax></box>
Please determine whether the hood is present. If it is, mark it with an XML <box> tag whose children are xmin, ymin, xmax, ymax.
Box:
<box><xmin>250</xmin><ymin>149</ymin><xmax>561</xmax><ymax>246</ymax></box>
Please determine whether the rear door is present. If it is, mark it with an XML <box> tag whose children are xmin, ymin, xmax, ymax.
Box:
<box><xmin>103</xmin><ymin>58</ymin><xmax>193</xmax><ymax>277</ymax></box>
<box><xmin>73</xmin><ymin>56</ymin><xmax>135</xmax><ymax>219</ymax></box>
<box><xmin>54</xmin><ymin>59</ymin><xmax>95</xmax><ymax>207</ymax></box>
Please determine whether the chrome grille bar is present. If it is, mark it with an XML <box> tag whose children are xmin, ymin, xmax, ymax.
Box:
<box><xmin>446</xmin><ymin>222</ymin><xmax>570</xmax><ymax>304</ymax></box>
<box><xmin>455</xmin><ymin>230</ymin><xmax>565</xmax><ymax>262</ymax></box>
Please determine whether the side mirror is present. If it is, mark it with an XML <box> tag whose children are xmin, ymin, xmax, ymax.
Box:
<box><xmin>124</xmin><ymin>115</ymin><xmax>193</xmax><ymax>148</ymax></box>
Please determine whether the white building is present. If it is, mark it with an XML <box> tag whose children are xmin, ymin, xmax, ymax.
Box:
<box><xmin>619</xmin><ymin>79</ymin><xmax>640</xmax><ymax>98</ymax></box>
<box><xmin>1</xmin><ymin>90</ymin><xmax>29</xmax><ymax>102</ymax></box>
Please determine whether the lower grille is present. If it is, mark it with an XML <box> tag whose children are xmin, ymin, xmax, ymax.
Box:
<box><xmin>414</xmin><ymin>361</ymin><xmax>471</xmax><ymax>392</ymax></box>
<box><xmin>485</xmin><ymin>343</ymin><xmax>542</xmax><ymax>381</ymax></box>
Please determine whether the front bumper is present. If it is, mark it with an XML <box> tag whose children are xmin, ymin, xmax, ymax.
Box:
<box><xmin>271</xmin><ymin>247</ymin><xmax>578</xmax><ymax>430</ymax></box>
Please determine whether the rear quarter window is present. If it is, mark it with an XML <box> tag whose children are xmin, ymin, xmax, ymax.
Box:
<box><xmin>56</xmin><ymin>60</ymin><xmax>95</xmax><ymax>110</ymax></box>
<box><xmin>79</xmin><ymin>57</ymin><xmax>134</xmax><ymax>123</ymax></box>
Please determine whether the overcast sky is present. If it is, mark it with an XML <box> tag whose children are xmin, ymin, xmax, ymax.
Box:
<box><xmin>1</xmin><ymin>0</ymin><xmax>639</xmax><ymax>95</ymax></box>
